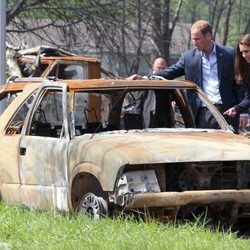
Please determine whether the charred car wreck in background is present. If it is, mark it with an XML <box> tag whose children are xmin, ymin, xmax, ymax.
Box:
<box><xmin>6</xmin><ymin>45</ymin><xmax>117</xmax><ymax>81</ymax></box>
<box><xmin>0</xmin><ymin>78</ymin><xmax>250</xmax><ymax>230</ymax></box>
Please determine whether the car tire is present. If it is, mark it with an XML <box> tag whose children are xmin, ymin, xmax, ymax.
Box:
<box><xmin>78</xmin><ymin>192</ymin><xmax>108</xmax><ymax>219</ymax></box>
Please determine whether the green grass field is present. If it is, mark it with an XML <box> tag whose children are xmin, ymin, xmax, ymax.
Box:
<box><xmin>0</xmin><ymin>202</ymin><xmax>249</xmax><ymax>250</ymax></box>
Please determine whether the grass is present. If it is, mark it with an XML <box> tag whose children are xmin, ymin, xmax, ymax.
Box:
<box><xmin>0</xmin><ymin>202</ymin><xmax>249</xmax><ymax>250</ymax></box>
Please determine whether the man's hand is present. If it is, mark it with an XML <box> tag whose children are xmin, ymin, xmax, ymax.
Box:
<box><xmin>127</xmin><ymin>74</ymin><xmax>144</xmax><ymax>80</ymax></box>
<box><xmin>223</xmin><ymin>107</ymin><xmax>237</xmax><ymax>117</ymax></box>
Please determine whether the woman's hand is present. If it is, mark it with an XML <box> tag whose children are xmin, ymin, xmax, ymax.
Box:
<box><xmin>223</xmin><ymin>107</ymin><xmax>237</xmax><ymax>117</ymax></box>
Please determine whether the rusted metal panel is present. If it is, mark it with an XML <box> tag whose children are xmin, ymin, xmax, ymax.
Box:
<box><xmin>0</xmin><ymin>78</ymin><xmax>250</xmax><ymax>225</ymax></box>
<box><xmin>68</xmin><ymin>132</ymin><xmax>250</xmax><ymax>191</ymax></box>
<box><xmin>125</xmin><ymin>190</ymin><xmax>250</xmax><ymax>208</ymax></box>
<box><xmin>0</xmin><ymin>136</ymin><xmax>21</xmax><ymax>183</ymax></box>
<box><xmin>87</xmin><ymin>60</ymin><xmax>102</xmax><ymax>122</ymax></box>
<box><xmin>41</xmin><ymin>56</ymin><xmax>101</xmax><ymax>63</ymax></box>
<box><xmin>6</xmin><ymin>45</ymin><xmax>102</xmax><ymax>81</ymax></box>
<box><xmin>64</xmin><ymin>79</ymin><xmax>197</xmax><ymax>90</ymax></box>
<box><xmin>0</xmin><ymin>83</ymin><xmax>41</xmax><ymax>130</ymax></box>
<box><xmin>0</xmin><ymin>184</ymin><xmax>21</xmax><ymax>203</ymax></box>
<box><xmin>19</xmin><ymin>185</ymin><xmax>69</xmax><ymax>211</ymax></box>
<box><xmin>0</xmin><ymin>78</ymin><xmax>197</xmax><ymax>95</ymax></box>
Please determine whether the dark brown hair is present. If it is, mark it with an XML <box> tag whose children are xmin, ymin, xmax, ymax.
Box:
<box><xmin>234</xmin><ymin>34</ymin><xmax>250</xmax><ymax>84</ymax></box>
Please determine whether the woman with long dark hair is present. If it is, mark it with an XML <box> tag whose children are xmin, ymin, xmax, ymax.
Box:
<box><xmin>224</xmin><ymin>34</ymin><xmax>250</xmax><ymax>117</ymax></box>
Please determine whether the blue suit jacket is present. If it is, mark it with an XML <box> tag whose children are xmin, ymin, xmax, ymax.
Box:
<box><xmin>155</xmin><ymin>44</ymin><xmax>245</xmax><ymax>130</ymax></box>
<box><xmin>234</xmin><ymin>76</ymin><xmax>250</xmax><ymax>113</ymax></box>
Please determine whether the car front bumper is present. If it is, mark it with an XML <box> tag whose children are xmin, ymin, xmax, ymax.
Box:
<box><xmin>125</xmin><ymin>189</ymin><xmax>250</xmax><ymax>208</ymax></box>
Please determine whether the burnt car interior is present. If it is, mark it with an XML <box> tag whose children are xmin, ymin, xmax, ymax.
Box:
<box><xmin>4</xmin><ymin>86</ymin><xmax>220</xmax><ymax>137</ymax></box>
<box><xmin>7</xmin><ymin>45</ymin><xmax>120</xmax><ymax>81</ymax></box>
<box><xmin>29</xmin><ymin>89</ymin><xmax>64</xmax><ymax>137</ymax></box>
<box><xmin>21</xmin><ymin>61</ymin><xmax>88</xmax><ymax>80</ymax></box>
<box><xmin>6</xmin><ymin>45</ymin><xmax>98</xmax><ymax>81</ymax></box>
<box><xmin>76</xmin><ymin>88</ymin><xmax>193</xmax><ymax>136</ymax></box>
<box><xmin>47</xmin><ymin>63</ymin><xmax>88</xmax><ymax>80</ymax></box>
<box><xmin>3</xmin><ymin>87</ymin><xmax>225</xmax><ymax>137</ymax></box>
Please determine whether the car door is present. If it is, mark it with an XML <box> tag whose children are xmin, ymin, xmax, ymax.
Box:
<box><xmin>0</xmin><ymin>91</ymin><xmax>36</xmax><ymax>204</ymax></box>
<box><xmin>18</xmin><ymin>84</ymin><xmax>70</xmax><ymax>211</ymax></box>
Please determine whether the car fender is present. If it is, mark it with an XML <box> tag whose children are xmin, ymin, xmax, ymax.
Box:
<box><xmin>70</xmin><ymin>162</ymin><xmax>112</xmax><ymax>191</ymax></box>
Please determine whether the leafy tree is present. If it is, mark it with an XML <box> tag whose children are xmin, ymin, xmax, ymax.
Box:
<box><xmin>6</xmin><ymin>0</ymin><xmax>250</xmax><ymax>76</ymax></box>
<box><xmin>150</xmin><ymin>0</ymin><xmax>183</xmax><ymax>61</ymax></box>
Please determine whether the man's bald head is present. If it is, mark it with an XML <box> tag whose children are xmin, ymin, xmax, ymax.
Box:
<box><xmin>152</xmin><ymin>57</ymin><xmax>167</xmax><ymax>73</ymax></box>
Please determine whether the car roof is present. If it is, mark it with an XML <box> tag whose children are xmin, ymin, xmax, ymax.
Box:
<box><xmin>0</xmin><ymin>78</ymin><xmax>197</xmax><ymax>98</ymax></box>
<box><xmin>64</xmin><ymin>79</ymin><xmax>197</xmax><ymax>91</ymax></box>
<box><xmin>39</xmin><ymin>56</ymin><xmax>101</xmax><ymax>62</ymax></box>
<box><xmin>15</xmin><ymin>45</ymin><xmax>101</xmax><ymax>64</ymax></box>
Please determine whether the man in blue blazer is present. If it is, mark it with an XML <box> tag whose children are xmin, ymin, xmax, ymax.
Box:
<box><xmin>129</xmin><ymin>20</ymin><xmax>246</xmax><ymax>132</ymax></box>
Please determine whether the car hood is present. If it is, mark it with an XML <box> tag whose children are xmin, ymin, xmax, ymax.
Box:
<box><xmin>69</xmin><ymin>129</ymin><xmax>250</xmax><ymax>179</ymax></box>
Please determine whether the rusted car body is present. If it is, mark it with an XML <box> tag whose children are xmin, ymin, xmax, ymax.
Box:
<box><xmin>6</xmin><ymin>45</ymin><xmax>117</xmax><ymax>81</ymax></box>
<box><xmin>0</xmin><ymin>78</ymin><xmax>250</xmax><ymax>227</ymax></box>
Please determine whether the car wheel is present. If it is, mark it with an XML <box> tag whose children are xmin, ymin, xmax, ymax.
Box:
<box><xmin>78</xmin><ymin>192</ymin><xmax>108</xmax><ymax>219</ymax></box>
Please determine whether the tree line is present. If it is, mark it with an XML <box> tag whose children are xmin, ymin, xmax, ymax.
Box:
<box><xmin>6</xmin><ymin>0</ymin><xmax>250</xmax><ymax>76</ymax></box>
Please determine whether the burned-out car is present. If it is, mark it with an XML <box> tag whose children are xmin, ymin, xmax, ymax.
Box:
<box><xmin>6</xmin><ymin>45</ymin><xmax>117</xmax><ymax>81</ymax></box>
<box><xmin>0</xmin><ymin>78</ymin><xmax>250</xmax><ymax>227</ymax></box>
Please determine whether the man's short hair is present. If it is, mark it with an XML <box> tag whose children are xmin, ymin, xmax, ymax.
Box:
<box><xmin>191</xmin><ymin>20</ymin><xmax>212</xmax><ymax>36</ymax></box>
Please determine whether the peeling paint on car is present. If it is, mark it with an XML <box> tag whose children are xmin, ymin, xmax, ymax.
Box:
<box><xmin>0</xmin><ymin>78</ymin><xmax>250</xmax><ymax>226</ymax></box>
